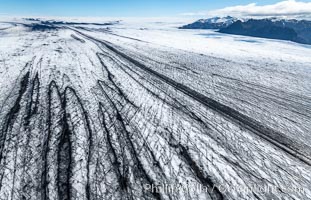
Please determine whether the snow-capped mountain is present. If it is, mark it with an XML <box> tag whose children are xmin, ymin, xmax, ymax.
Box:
<box><xmin>180</xmin><ymin>16</ymin><xmax>238</xmax><ymax>29</ymax></box>
<box><xmin>220</xmin><ymin>18</ymin><xmax>311</xmax><ymax>45</ymax></box>
<box><xmin>197</xmin><ymin>16</ymin><xmax>237</xmax><ymax>24</ymax></box>
<box><xmin>181</xmin><ymin>16</ymin><xmax>311</xmax><ymax>45</ymax></box>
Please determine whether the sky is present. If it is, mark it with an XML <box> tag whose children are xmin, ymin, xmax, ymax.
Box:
<box><xmin>0</xmin><ymin>0</ymin><xmax>310</xmax><ymax>17</ymax></box>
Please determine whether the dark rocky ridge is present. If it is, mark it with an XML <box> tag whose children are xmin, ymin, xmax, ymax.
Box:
<box><xmin>180</xmin><ymin>16</ymin><xmax>237</xmax><ymax>29</ymax></box>
<box><xmin>181</xmin><ymin>17</ymin><xmax>311</xmax><ymax>45</ymax></box>
<box><xmin>219</xmin><ymin>19</ymin><xmax>311</xmax><ymax>44</ymax></box>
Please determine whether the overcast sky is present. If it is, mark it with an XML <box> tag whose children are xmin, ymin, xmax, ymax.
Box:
<box><xmin>0</xmin><ymin>0</ymin><xmax>310</xmax><ymax>18</ymax></box>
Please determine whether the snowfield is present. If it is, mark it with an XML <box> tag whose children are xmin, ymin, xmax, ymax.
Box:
<box><xmin>0</xmin><ymin>18</ymin><xmax>311</xmax><ymax>200</ymax></box>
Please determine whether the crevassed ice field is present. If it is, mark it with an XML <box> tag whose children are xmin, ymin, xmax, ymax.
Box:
<box><xmin>0</xmin><ymin>18</ymin><xmax>311</xmax><ymax>200</ymax></box>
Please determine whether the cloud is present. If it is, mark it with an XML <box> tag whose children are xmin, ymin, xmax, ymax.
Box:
<box><xmin>181</xmin><ymin>0</ymin><xmax>311</xmax><ymax>19</ymax></box>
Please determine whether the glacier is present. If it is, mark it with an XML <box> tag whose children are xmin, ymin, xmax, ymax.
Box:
<box><xmin>0</xmin><ymin>17</ymin><xmax>310</xmax><ymax>200</ymax></box>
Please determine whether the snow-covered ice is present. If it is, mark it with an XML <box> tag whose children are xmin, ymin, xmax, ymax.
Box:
<box><xmin>0</xmin><ymin>17</ymin><xmax>310</xmax><ymax>200</ymax></box>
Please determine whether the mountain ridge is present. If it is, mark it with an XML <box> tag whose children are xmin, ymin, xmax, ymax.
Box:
<box><xmin>180</xmin><ymin>17</ymin><xmax>311</xmax><ymax>45</ymax></box>
<box><xmin>179</xmin><ymin>16</ymin><xmax>238</xmax><ymax>29</ymax></box>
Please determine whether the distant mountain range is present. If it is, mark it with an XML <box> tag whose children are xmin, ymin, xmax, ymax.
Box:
<box><xmin>180</xmin><ymin>17</ymin><xmax>311</xmax><ymax>45</ymax></box>
<box><xmin>180</xmin><ymin>16</ymin><xmax>238</xmax><ymax>29</ymax></box>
